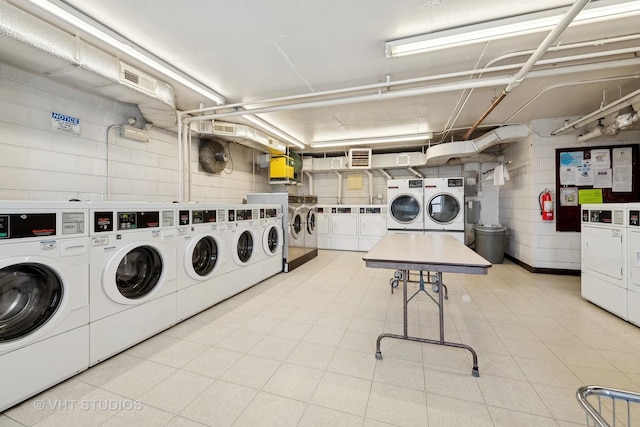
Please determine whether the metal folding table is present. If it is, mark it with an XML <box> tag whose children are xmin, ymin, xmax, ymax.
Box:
<box><xmin>363</xmin><ymin>233</ymin><xmax>491</xmax><ymax>377</ymax></box>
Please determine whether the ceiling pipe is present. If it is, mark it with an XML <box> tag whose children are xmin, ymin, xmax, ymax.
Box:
<box><xmin>334</xmin><ymin>171</ymin><xmax>343</xmax><ymax>205</ymax></box>
<box><xmin>379</xmin><ymin>169</ymin><xmax>392</xmax><ymax>180</ymax></box>
<box><xmin>462</xmin><ymin>0</ymin><xmax>590</xmax><ymax>140</ymax></box>
<box><xmin>363</xmin><ymin>170</ymin><xmax>374</xmax><ymax>204</ymax></box>
<box><xmin>407</xmin><ymin>167</ymin><xmax>423</xmax><ymax>178</ymax></box>
<box><xmin>183</xmin><ymin>57</ymin><xmax>640</xmax><ymax>124</ymax></box>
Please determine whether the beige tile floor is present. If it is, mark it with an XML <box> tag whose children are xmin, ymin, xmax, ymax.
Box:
<box><xmin>3</xmin><ymin>250</ymin><xmax>640</xmax><ymax>426</ymax></box>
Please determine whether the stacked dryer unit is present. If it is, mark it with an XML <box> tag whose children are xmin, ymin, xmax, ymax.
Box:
<box><xmin>387</xmin><ymin>178</ymin><xmax>424</xmax><ymax>233</ymax></box>
<box><xmin>176</xmin><ymin>204</ymin><xmax>228</xmax><ymax>321</ymax></box>
<box><xmin>423</xmin><ymin>177</ymin><xmax>465</xmax><ymax>242</ymax></box>
<box><xmin>88</xmin><ymin>203</ymin><xmax>177</xmax><ymax>366</ymax></box>
<box><xmin>330</xmin><ymin>206</ymin><xmax>359</xmax><ymax>250</ymax></box>
<box><xmin>358</xmin><ymin>205</ymin><xmax>387</xmax><ymax>251</ymax></box>
<box><xmin>581</xmin><ymin>203</ymin><xmax>627</xmax><ymax>320</ymax></box>
<box><xmin>627</xmin><ymin>203</ymin><xmax>640</xmax><ymax>325</ymax></box>
<box><xmin>0</xmin><ymin>201</ymin><xmax>90</xmax><ymax>411</ymax></box>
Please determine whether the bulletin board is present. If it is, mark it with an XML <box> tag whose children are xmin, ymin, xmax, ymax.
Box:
<box><xmin>555</xmin><ymin>144</ymin><xmax>639</xmax><ymax>232</ymax></box>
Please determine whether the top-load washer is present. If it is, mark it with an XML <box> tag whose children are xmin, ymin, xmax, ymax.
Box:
<box><xmin>330</xmin><ymin>206</ymin><xmax>359</xmax><ymax>251</ymax></box>
<box><xmin>226</xmin><ymin>205</ymin><xmax>259</xmax><ymax>297</ymax></box>
<box><xmin>252</xmin><ymin>205</ymin><xmax>284</xmax><ymax>283</ymax></box>
<box><xmin>317</xmin><ymin>205</ymin><xmax>331</xmax><ymax>249</ymax></box>
<box><xmin>423</xmin><ymin>177</ymin><xmax>465</xmax><ymax>242</ymax></box>
<box><xmin>0</xmin><ymin>201</ymin><xmax>90</xmax><ymax>411</ymax></box>
<box><xmin>176</xmin><ymin>204</ymin><xmax>228</xmax><ymax>321</ymax></box>
<box><xmin>88</xmin><ymin>203</ymin><xmax>177</xmax><ymax>365</ymax></box>
<box><xmin>358</xmin><ymin>205</ymin><xmax>387</xmax><ymax>251</ymax></box>
<box><xmin>387</xmin><ymin>178</ymin><xmax>424</xmax><ymax>233</ymax></box>
<box><xmin>626</xmin><ymin>203</ymin><xmax>640</xmax><ymax>325</ymax></box>
<box><xmin>581</xmin><ymin>203</ymin><xmax>627</xmax><ymax>320</ymax></box>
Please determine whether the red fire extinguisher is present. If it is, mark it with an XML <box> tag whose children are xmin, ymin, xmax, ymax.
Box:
<box><xmin>539</xmin><ymin>189</ymin><xmax>554</xmax><ymax>221</ymax></box>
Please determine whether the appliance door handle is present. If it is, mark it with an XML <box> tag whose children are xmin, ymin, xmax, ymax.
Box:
<box><xmin>585</xmin><ymin>241</ymin><xmax>590</xmax><ymax>255</ymax></box>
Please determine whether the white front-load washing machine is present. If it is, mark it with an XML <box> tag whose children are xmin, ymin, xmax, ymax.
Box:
<box><xmin>176</xmin><ymin>204</ymin><xmax>228</xmax><ymax>321</ymax></box>
<box><xmin>89</xmin><ymin>203</ymin><xmax>177</xmax><ymax>366</ymax></box>
<box><xmin>581</xmin><ymin>203</ymin><xmax>627</xmax><ymax>320</ymax></box>
<box><xmin>252</xmin><ymin>205</ymin><xmax>283</xmax><ymax>283</ymax></box>
<box><xmin>627</xmin><ymin>203</ymin><xmax>640</xmax><ymax>325</ymax></box>
<box><xmin>0</xmin><ymin>201</ymin><xmax>90</xmax><ymax>411</ymax></box>
<box><xmin>423</xmin><ymin>177</ymin><xmax>465</xmax><ymax>242</ymax></box>
<box><xmin>387</xmin><ymin>178</ymin><xmax>424</xmax><ymax>233</ymax></box>
<box><xmin>226</xmin><ymin>205</ymin><xmax>259</xmax><ymax>297</ymax></box>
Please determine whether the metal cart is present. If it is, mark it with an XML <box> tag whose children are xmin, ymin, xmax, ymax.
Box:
<box><xmin>577</xmin><ymin>385</ymin><xmax>640</xmax><ymax>426</ymax></box>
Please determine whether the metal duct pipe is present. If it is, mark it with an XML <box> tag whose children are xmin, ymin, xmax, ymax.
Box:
<box><xmin>182</xmin><ymin>121</ymin><xmax>191</xmax><ymax>202</ymax></box>
<box><xmin>363</xmin><ymin>170</ymin><xmax>374</xmax><ymax>204</ymax></box>
<box><xmin>304</xmin><ymin>171</ymin><xmax>314</xmax><ymax>195</ymax></box>
<box><xmin>407</xmin><ymin>167</ymin><xmax>423</xmax><ymax>178</ymax></box>
<box><xmin>379</xmin><ymin>169</ymin><xmax>392</xmax><ymax>180</ymax></box>
<box><xmin>462</xmin><ymin>0</ymin><xmax>590</xmax><ymax>140</ymax></box>
<box><xmin>334</xmin><ymin>171</ymin><xmax>343</xmax><ymax>205</ymax></box>
<box><xmin>446</xmin><ymin>153</ymin><xmax>504</xmax><ymax>165</ymax></box>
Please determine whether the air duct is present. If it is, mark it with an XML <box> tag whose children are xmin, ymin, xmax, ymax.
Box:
<box><xmin>192</xmin><ymin>120</ymin><xmax>287</xmax><ymax>154</ymax></box>
<box><xmin>0</xmin><ymin>2</ymin><xmax>176</xmax><ymax>127</ymax></box>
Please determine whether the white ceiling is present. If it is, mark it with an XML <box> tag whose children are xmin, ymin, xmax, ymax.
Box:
<box><xmin>7</xmin><ymin>0</ymin><xmax>640</xmax><ymax>153</ymax></box>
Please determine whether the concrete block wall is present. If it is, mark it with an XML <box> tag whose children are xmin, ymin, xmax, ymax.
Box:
<box><xmin>0</xmin><ymin>62</ymin><xmax>270</xmax><ymax>203</ymax></box>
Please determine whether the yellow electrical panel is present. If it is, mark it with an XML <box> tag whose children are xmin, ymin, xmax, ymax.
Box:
<box><xmin>270</xmin><ymin>155</ymin><xmax>294</xmax><ymax>180</ymax></box>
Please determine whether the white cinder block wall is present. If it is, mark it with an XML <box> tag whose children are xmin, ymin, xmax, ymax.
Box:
<box><xmin>0</xmin><ymin>63</ymin><xmax>270</xmax><ymax>203</ymax></box>
<box><xmin>501</xmin><ymin>118</ymin><xmax>640</xmax><ymax>270</ymax></box>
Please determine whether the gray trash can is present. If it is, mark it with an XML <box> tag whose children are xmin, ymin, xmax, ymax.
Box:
<box><xmin>473</xmin><ymin>224</ymin><xmax>507</xmax><ymax>264</ymax></box>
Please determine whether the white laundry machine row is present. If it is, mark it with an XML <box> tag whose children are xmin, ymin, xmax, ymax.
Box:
<box><xmin>226</xmin><ymin>205</ymin><xmax>261</xmax><ymax>297</ymax></box>
<box><xmin>88</xmin><ymin>203</ymin><xmax>177</xmax><ymax>366</ymax></box>
<box><xmin>423</xmin><ymin>177</ymin><xmax>465</xmax><ymax>242</ymax></box>
<box><xmin>254</xmin><ymin>205</ymin><xmax>284</xmax><ymax>282</ymax></box>
<box><xmin>387</xmin><ymin>178</ymin><xmax>424</xmax><ymax>233</ymax></box>
<box><xmin>0</xmin><ymin>201</ymin><xmax>90</xmax><ymax>411</ymax></box>
<box><xmin>358</xmin><ymin>205</ymin><xmax>387</xmax><ymax>251</ymax></box>
<box><xmin>627</xmin><ymin>203</ymin><xmax>640</xmax><ymax>325</ymax></box>
<box><xmin>581</xmin><ymin>203</ymin><xmax>628</xmax><ymax>320</ymax></box>
<box><xmin>330</xmin><ymin>206</ymin><xmax>359</xmax><ymax>251</ymax></box>
<box><xmin>176</xmin><ymin>204</ymin><xmax>229</xmax><ymax>322</ymax></box>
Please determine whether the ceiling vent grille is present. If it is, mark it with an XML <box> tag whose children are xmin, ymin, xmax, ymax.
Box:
<box><xmin>349</xmin><ymin>148</ymin><xmax>372</xmax><ymax>169</ymax></box>
<box><xmin>331</xmin><ymin>157</ymin><xmax>345</xmax><ymax>169</ymax></box>
<box><xmin>213</xmin><ymin>123</ymin><xmax>237</xmax><ymax>134</ymax></box>
<box><xmin>120</xmin><ymin>62</ymin><xmax>157</xmax><ymax>96</ymax></box>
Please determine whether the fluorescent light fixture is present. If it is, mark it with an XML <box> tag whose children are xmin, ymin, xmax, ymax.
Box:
<box><xmin>243</xmin><ymin>114</ymin><xmax>306</xmax><ymax>149</ymax></box>
<box><xmin>26</xmin><ymin>0</ymin><xmax>225</xmax><ymax>105</ymax></box>
<box><xmin>311</xmin><ymin>132</ymin><xmax>433</xmax><ymax>148</ymax></box>
<box><xmin>385</xmin><ymin>0</ymin><xmax>640</xmax><ymax>58</ymax></box>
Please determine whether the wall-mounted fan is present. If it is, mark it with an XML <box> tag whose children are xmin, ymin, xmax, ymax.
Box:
<box><xmin>199</xmin><ymin>138</ymin><xmax>229</xmax><ymax>174</ymax></box>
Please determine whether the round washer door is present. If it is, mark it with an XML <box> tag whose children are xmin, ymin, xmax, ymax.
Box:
<box><xmin>0</xmin><ymin>263</ymin><xmax>64</xmax><ymax>344</ymax></box>
<box><xmin>263</xmin><ymin>224</ymin><xmax>282</xmax><ymax>255</ymax></box>
<box><xmin>233</xmin><ymin>230</ymin><xmax>254</xmax><ymax>265</ymax></box>
<box><xmin>306</xmin><ymin>210</ymin><xmax>316</xmax><ymax>234</ymax></box>
<box><xmin>185</xmin><ymin>235</ymin><xmax>221</xmax><ymax>280</ymax></box>
<box><xmin>290</xmin><ymin>211</ymin><xmax>303</xmax><ymax>240</ymax></box>
<box><xmin>103</xmin><ymin>243</ymin><xmax>166</xmax><ymax>305</ymax></box>
<box><xmin>427</xmin><ymin>193</ymin><xmax>461</xmax><ymax>225</ymax></box>
<box><xmin>390</xmin><ymin>194</ymin><xmax>421</xmax><ymax>224</ymax></box>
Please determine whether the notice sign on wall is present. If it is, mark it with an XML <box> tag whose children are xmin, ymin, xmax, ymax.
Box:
<box><xmin>51</xmin><ymin>112</ymin><xmax>80</xmax><ymax>135</ymax></box>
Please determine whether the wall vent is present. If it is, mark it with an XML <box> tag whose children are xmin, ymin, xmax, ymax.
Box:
<box><xmin>349</xmin><ymin>148</ymin><xmax>372</xmax><ymax>169</ymax></box>
<box><xmin>120</xmin><ymin>62</ymin><xmax>157</xmax><ymax>95</ymax></box>
<box><xmin>213</xmin><ymin>123</ymin><xmax>237</xmax><ymax>134</ymax></box>
<box><xmin>331</xmin><ymin>157</ymin><xmax>345</xmax><ymax>169</ymax></box>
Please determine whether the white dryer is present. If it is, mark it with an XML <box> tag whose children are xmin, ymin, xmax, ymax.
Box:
<box><xmin>176</xmin><ymin>204</ymin><xmax>228</xmax><ymax>322</ymax></box>
<box><xmin>581</xmin><ymin>203</ymin><xmax>627</xmax><ymax>320</ymax></box>
<box><xmin>317</xmin><ymin>205</ymin><xmax>331</xmax><ymax>249</ymax></box>
<box><xmin>0</xmin><ymin>201</ymin><xmax>89</xmax><ymax>411</ymax></box>
<box><xmin>387</xmin><ymin>178</ymin><xmax>424</xmax><ymax>233</ymax></box>
<box><xmin>253</xmin><ymin>205</ymin><xmax>283</xmax><ymax>282</ymax></box>
<box><xmin>358</xmin><ymin>205</ymin><xmax>387</xmax><ymax>251</ymax></box>
<box><xmin>626</xmin><ymin>203</ymin><xmax>640</xmax><ymax>325</ymax></box>
<box><xmin>423</xmin><ymin>177</ymin><xmax>465</xmax><ymax>242</ymax></box>
<box><xmin>89</xmin><ymin>203</ymin><xmax>177</xmax><ymax>366</ymax></box>
<box><xmin>330</xmin><ymin>206</ymin><xmax>359</xmax><ymax>251</ymax></box>
<box><xmin>226</xmin><ymin>205</ymin><xmax>259</xmax><ymax>297</ymax></box>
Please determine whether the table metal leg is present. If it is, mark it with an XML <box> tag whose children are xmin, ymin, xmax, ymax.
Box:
<box><xmin>375</xmin><ymin>271</ymin><xmax>480</xmax><ymax>377</ymax></box>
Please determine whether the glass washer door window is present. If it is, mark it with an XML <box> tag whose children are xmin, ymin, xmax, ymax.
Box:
<box><xmin>291</xmin><ymin>212</ymin><xmax>303</xmax><ymax>239</ymax></box>
<box><xmin>0</xmin><ymin>263</ymin><xmax>63</xmax><ymax>342</ymax></box>
<box><xmin>306</xmin><ymin>211</ymin><xmax>316</xmax><ymax>234</ymax></box>
<box><xmin>192</xmin><ymin>237</ymin><xmax>218</xmax><ymax>276</ymax></box>
<box><xmin>266</xmin><ymin>227</ymin><xmax>279</xmax><ymax>254</ymax></box>
<box><xmin>116</xmin><ymin>246</ymin><xmax>163</xmax><ymax>299</ymax></box>
<box><xmin>390</xmin><ymin>195</ymin><xmax>421</xmax><ymax>223</ymax></box>
<box><xmin>237</xmin><ymin>230</ymin><xmax>254</xmax><ymax>263</ymax></box>
<box><xmin>427</xmin><ymin>194</ymin><xmax>461</xmax><ymax>224</ymax></box>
